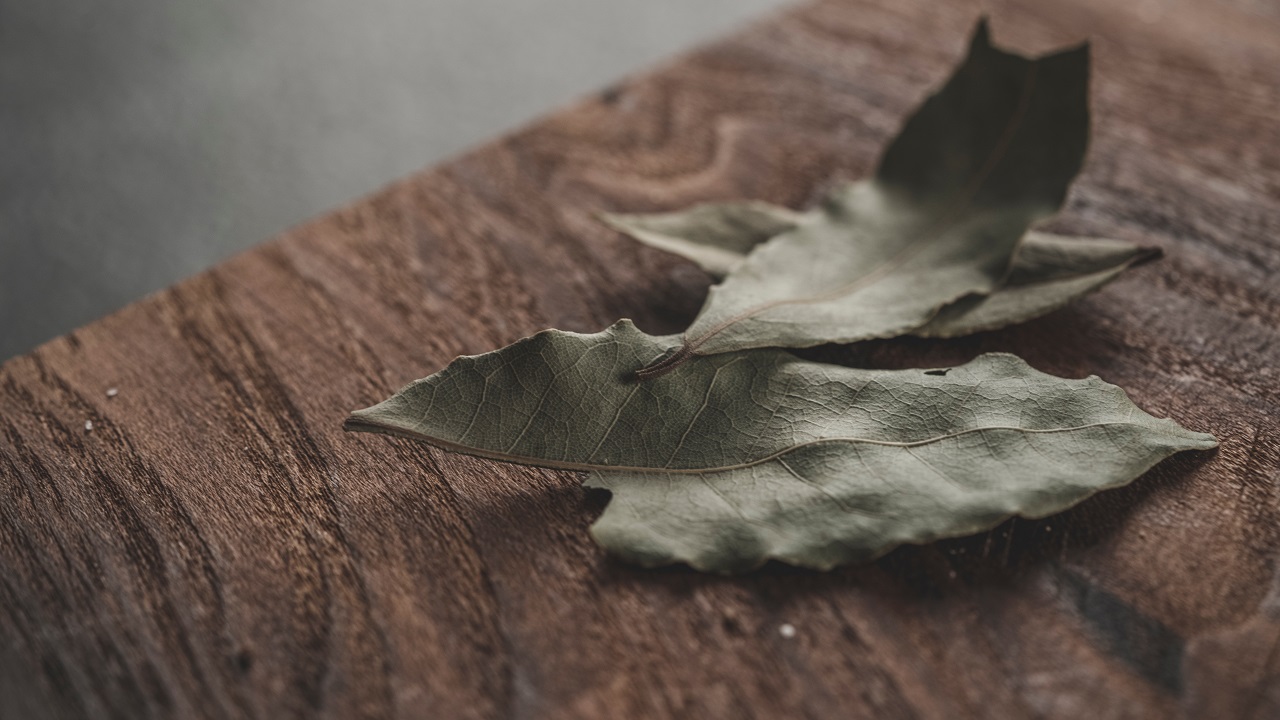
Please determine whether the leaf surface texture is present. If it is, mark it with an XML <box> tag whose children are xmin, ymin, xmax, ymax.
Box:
<box><xmin>347</xmin><ymin>322</ymin><xmax>1215</xmax><ymax>571</ymax></box>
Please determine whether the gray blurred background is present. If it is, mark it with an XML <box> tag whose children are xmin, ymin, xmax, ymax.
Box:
<box><xmin>0</xmin><ymin>0</ymin><xmax>787</xmax><ymax>361</ymax></box>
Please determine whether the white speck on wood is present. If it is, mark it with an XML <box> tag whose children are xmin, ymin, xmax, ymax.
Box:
<box><xmin>106</xmin><ymin>388</ymin><xmax>119</xmax><ymax>398</ymax></box>
<box><xmin>779</xmin><ymin>623</ymin><xmax>796</xmax><ymax>639</ymax></box>
<box><xmin>84</xmin><ymin>420</ymin><xmax>93</xmax><ymax>432</ymax></box>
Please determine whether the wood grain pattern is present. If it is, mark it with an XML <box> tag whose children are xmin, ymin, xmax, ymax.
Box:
<box><xmin>3</xmin><ymin>0</ymin><xmax>1278</xmax><ymax>717</ymax></box>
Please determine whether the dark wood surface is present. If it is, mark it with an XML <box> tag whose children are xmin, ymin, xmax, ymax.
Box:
<box><xmin>3</xmin><ymin>0</ymin><xmax>1279</xmax><ymax>717</ymax></box>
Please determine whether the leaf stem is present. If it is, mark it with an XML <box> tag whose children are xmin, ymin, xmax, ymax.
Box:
<box><xmin>633</xmin><ymin>344</ymin><xmax>696</xmax><ymax>381</ymax></box>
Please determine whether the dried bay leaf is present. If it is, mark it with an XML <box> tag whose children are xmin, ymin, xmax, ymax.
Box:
<box><xmin>346</xmin><ymin>322</ymin><xmax>1215</xmax><ymax>572</ymax></box>
<box><xmin>605</xmin><ymin>202</ymin><xmax>1157</xmax><ymax>338</ymax></box>
<box><xmin>603</xmin><ymin>202</ymin><xmax>808</xmax><ymax>278</ymax></box>
<box><xmin>915</xmin><ymin>232</ymin><xmax>1157</xmax><ymax>337</ymax></box>
<box><xmin>631</xmin><ymin>22</ymin><xmax>1091</xmax><ymax>378</ymax></box>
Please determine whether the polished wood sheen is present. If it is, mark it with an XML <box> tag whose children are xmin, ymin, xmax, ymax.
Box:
<box><xmin>2</xmin><ymin>0</ymin><xmax>1278</xmax><ymax>717</ymax></box>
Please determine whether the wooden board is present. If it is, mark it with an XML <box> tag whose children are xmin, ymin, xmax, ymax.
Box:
<box><xmin>3</xmin><ymin>0</ymin><xmax>1278</xmax><ymax>717</ymax></box>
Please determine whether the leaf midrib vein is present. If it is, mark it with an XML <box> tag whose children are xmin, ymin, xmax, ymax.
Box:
<box><xmin>348</xmin><ymin>419</ymin><xmax>1163</xmax><ymax>475</ymax></box>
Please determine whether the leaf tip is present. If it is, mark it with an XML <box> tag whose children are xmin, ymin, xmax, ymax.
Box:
<box><xmin>342</xmin><ymin>405</ymin><xmax>381</xmax><ymax>434</ymax></box>
<box><xmin>1186</xmin><ymin>431</ymin><xmax>1220</xmax><ymax>451</ymax></box>
<box><xmin>597</xmin><ymin>211</ymin><xmax>629</xmax><ymax>229</ymax></box>
<box><xmin>972</xmin><ymin>16</ymin><xmax>992</xmax><ymax>50</ymax></box>
<box><xmin>1133</xmin><ymin>245</ymin><xmax>1164</xmax><ymax>266</ymax></box>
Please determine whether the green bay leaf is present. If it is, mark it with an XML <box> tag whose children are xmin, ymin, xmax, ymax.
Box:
<box><xmin>633</xmin><ymin>21</ymin><xmax>1091</xmax><ymax>377</ymax></box>
<box><xmin>346</xmin><ymin>322</ymin><xmax>1215</xmax><ymax>572</ymax></box>
<box><xmin>605</xmin><ymin>202</ymin><xmax>1156</xmax><ymax>338</ymax></box>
